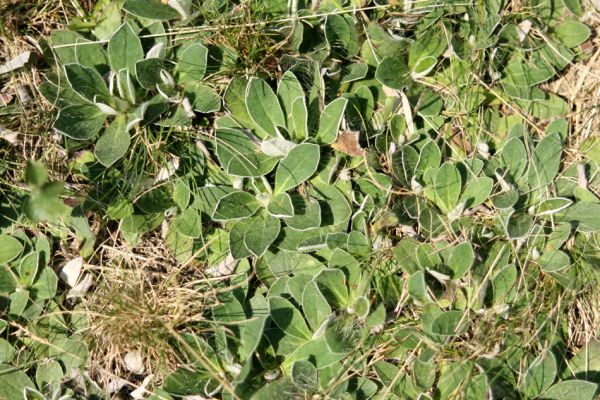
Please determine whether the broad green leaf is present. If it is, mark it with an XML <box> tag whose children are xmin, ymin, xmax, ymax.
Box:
<box><xmin>375</xmin><ymin>56</ymin><xmax>410</xmax><ymax>89</ymax></box>
<box><xmin>543</xmin><ymin>380</ymin><xmax>597</xmax><ymax>400</ymax></box>
<box><xmin>555</xmin><ymin>19</ymin><xmax>591</xmax><ymax>48</ymax></box>
<box><xmin>416</xmin><ymin>140</ymin><xmax>441</xmax><ymax>176</ymax></box>
<box><xmin>108</xmin><ymin>23</ymin><xmax>144</xmax><ymax>78</ymax></box>
<box><xmin>429</xmin><ymin>310</ymin><xmax>469</xmax><ymax>336</ymax></box>
<box><xmin>94</xmin><ymin>115</ymin><xmax>130</xmax><ymax>167</ymax></box>
<box><xmin>562</xmin><ymin>339</ymin><xmax>600</xmax><ymax>381</ymax></box>
<box><xmin>287</xmin><ymin>194</ymin><xmax>321</xmax><ymax>231</ymax></box>
<box><xmin>392</xmin><ymin>145</ymin><xmax>419</xmax><ymax>187</ymax></box>
<box><xmin>340</xmin><ymin>63</ymin><xmax>368</xmax><ymax>84</ymax></box>
<box><xmin>291</xmin><ymin>360</ymin><xmax>318</xmax><ymax>391</ymax></box>
<box><xmin>229</xmin><ymin>219</ymin><xmax>252</xmax><ymax>260</ymax></box>
<box><xmin>448</xmin><ymin>242</ymin><xmax>474</xmax><ymax>279</ymax></box>
<box><xmin>562</xmin><ymin>0</ymin><xmax>583</xmax><ymax>17</ymax></box>
<box><xmin>535</xmin><ymin>197</ymin><xmax>572</xmax><ymax>216</ymax></box>
<box><xmin>527</xmin><ymin>133</ymin><xmax>562</xmax><ymax>189</ymax></box>
<box><xmin>283</xmin><ymin>335</ymin><xmax>347</xmax><ymax>371</ymax></box>
<box><xmin>266</xmin><ymin>251</ymin><xmax>324</xmax><ymax>278</ymax></box>
<box><xmin>244</xmin><ymin>214</ymin><xmax>281</xmax><ymax>257</ymax></box>
<box><xmin>460</xmin><ymin>176</ymin><xmax>493</xmax><ymax>208</ymax></box>
<box><xmin>275</xmin><ymin>143</ymin><xmax>320</xmax><ymax>194</ymax></box>
<box><xmin>302</xmin><ymin>280</ymin><xmax>332</xmax><ymax>331</ymax></box>
<box><xmin>215</xmin><ymin>128</ymin><xmax>278</xmax><ymax>177</ymax></box>
<box><xmin>268</xmin><ymin>296</ymin><xmax>312</xmax><ymax>341</ymax></box>
<box><xmin>251</xmin><ymin>378</ymin><xmax>298</xmax><ymax>399</ymax></box>
<box><xmin>35</xmin><ymin>360</ymin><xmax>63</xmax><ymax>389</ymax></box>
<box><xmin>408</xmin><ymin>271</ymin><xmax>430</xmax><ymax>303</ymax></box>
<box><xmin>213</xmin><ymin>191</ymin><xmax>260</xmax><ymax>221</ymax></box>
<box><xmin>492</xmin><ymin>264</ymin><xmax>517</xmax><ymax>304</ymax></box>
<box><xmin>64</xmin><ymin>64</ymin><xmax>110</xmax><ymax>103</ymax></box>
<box><xmin>173</xmin><ymin>208</ymin><xmax>202</xmax><ymax>238</ymax></box>
<box><xmin>278</xmin><ymin>71</ymin><xmax>304</xmax><ymax>127</ymax></box>
<box><xmin>186</xmin><ymin>84</ymin><xmax>221</xmax><ymax>113</ymax></box>
<box><xmin>314</xmin><ymin>269</ymin><xmax>349</xmax><ymax>308</ymax></box>
<box><xmin>555</xmin><ymin>202</ymin><xmax>600</xmax><ymax>231</ymax></box>
<box><xmin>31</xmin><ymin>267</ymin><xmax>58</xmax><ymax>300</ymax></box>
<box><xmin>0</xmin><ymin>364</ymin><xmax>35</xmax><ymax>400</ymax></box>
<box><xmin>433</xmin><ymin>163</ymin><xmax>462</xmax><ymax>214</ymax></box>
<box><xmin>224</xmin><ymin>77</ymin><xmax>253</xmax><ymax>127</ymax></box>
<box><xmin>240</xmin><ymin>294</ymin><xmax>269</xmax><ymax>360</ymax></box>
<box><xmin>500</xmin><ymin>137</ymin><xmax>527</xmax><ymax>180</ymax></box>
<box><xmin>0</xmin><ymin>235</ymin><xmax>23</xmax><ymax>264</ymax></box>
<box><xmin>246</xmin><ymin>78</ymin><xmax>286</xmax><ymax>138</ymax></box>
<box><xmin>51</xmin><ymin>30</ymin><xmax>109</xmax><ymax>74</ymax></box>
<box><xmin>268</xmin><ymin>192</ymin><xmax>294</xmax><ymax>218</ymax></box>
<box><xmin>55</xmin><ymin>104</ymin><xmax>107</xmax><ymax>140</ymax></box>
<box><xmin>18</xmin><ymin>252</ymin><xmax>38</xmax><ymax>287</ymax></box>
<box><xmin>136</xmin><ymin>58</ymin><xmax>165</xmax><ymax>89</ymax></box>
<box><xmin>522</xmin><ymin>352</ymin><xmax>557</xmax><ymax>398</ymax></box>
<box><xmin>309</xmin><ymin>184</ymin><xmax>352</xmax><ymax>226</ymax></box>
<box><xmin>123</xmin><ymin>0</ymin><xmax>181</xmax><ymax>20</ymax></box>
<box><xmin>539</xmin><ymin>250</ymin><xmax>570</xmax><ymax>272</ymax></box>
<box><xmin>316</xmin><ymin>98</ymin><xmax>347</xmax><ymax>144</ymax></box>
<box><xmin>176</xmin><ymin>43</ymin><xmax>208</xmax><ymax>84</ymax></box>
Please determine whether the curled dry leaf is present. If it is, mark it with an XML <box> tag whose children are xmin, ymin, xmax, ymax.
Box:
<box><xmin>60</xmin><ymin>257</ymin><xmax>83</xmax><ymax>288</ymax></box>
<box><xmin>123</xmin><ymin>350</ymin><xmax>145</xmax><ymax>374</ymax></box>
<box><xmin>0</xmin><ymin>51</ymin><xmax>31</xmax><ymax>75</ymax></box>
<box><xmin>331</xmin><ymin>130</ymin><xmax>365</xmax><ymax>157</ymax></box>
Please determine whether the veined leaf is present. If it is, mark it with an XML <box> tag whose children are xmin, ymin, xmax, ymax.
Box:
<box><xmin>213</xmin><ymin>191</ymin><xmax>260</xmax><ymax>221</ymax></box>
<box><xmin>94</xmin><ymin>114</ymin><xmax>130</xmax><ymax>167</ymax></box>
<box><xmin>246</xmin><ymin>78</ymin><xmax>286</xmax><ymax>138</ymax></box>
<box><xmin>269</xmin><ymin>296</ymin><xmax>312</xmax><ymax>341</ymax></box>
<box><xmin>244</xmin><ymin>214</ymin><xmax>281</xmax><ymax>257</ymax></box>
<box><xmin>316</xmin><ymin>98</ymin><xmax>347</xmax><ymax>145</ymax></box>
<box><xmin>275</xmin><ymin>143</ymin><xmax>320</xmax><ymax>194</ymax></box>
<box><xmin>108</xmin><ymin>23</ymin><xmax>144</xmax><ymax>78</ymax></box>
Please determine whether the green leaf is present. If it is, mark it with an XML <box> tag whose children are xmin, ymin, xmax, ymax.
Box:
<box><xmin>108</xmin><ymin>23</ymin><xmax>144</xmax><ymax>78</ymax></box>
<box><xmin>268</xmin><ymin>192</ymin><xmax>294</xmax><ymax>218</ymax></box>
<box><xmin>0</xmin><ymin>235</ymin><xmax>23</xmax><ymax>264</ymax></box>
<box><xmin>94</xmin><ymin>115</ymin><xmax>130</xmax><ymax>167</ymax></box>
<box><xmin>275</xmin><ymin>143</ymin><xmax>320</xmax><ymax>194</ymax></box>
<box><xmin>375</xmin><ymin>56</ymin><xmax>410</xmax><ymax>89</ymax></box>
<box><xmin>229</xmin><ymin>219</ymin><xmax>252</xmax><ymax>260</ymax></box>
<box><xmin>224</xmin><ymin>77</ymin><xmax>254</xmax><ymax>127</ymax></box>
<box><xmin>186</xmin><ymin>84</ymin><xmax>221</xmax><ymax>113</ymax></box>
<box><xmin>522</xmin><ymin>352</ymin><xmax>557</xmax><ymax>398</ymax></box>
<box><xmin>429</xmin><ymin>310</ymin><xmax>469</xmax><ymax>336</ymax></box>
<box><xmin>562</xmin><ymin>339</ymin><xmax>600</xmax><ymax>382</ymax></box>
<box><xmin>309</xmin><ymin>184</ymin><xmax>352</xmax><ymax>226</ymax></box>
<box><xmin>215</xmin><ymin>128</ymin><xmax>278</xmax><ymax>177</ymax></box>
<box><xmin>287</xmin><ymin>194</ymin><xmax>321</xmax><ymax>231</ymax></box>
<box><xmin>527</xmin><ymin>132</ymin><xmax>562</xmax><ymax>190</ymax></box>
<box><xmin>554</xmin><ymin>19</ymin><xmax>590</xmax><ymax>48</ymax></box>
<box><xmin>244</xmin><ymin>214</ymin><xmax>281</xmax><ymax>257</ymax></box>
<box><xmin>268</xmin><ymin>296</ymin><xmax>312</xmax><ymax>341</ymax></box>
<box><xmin>0</xmin><ymin>364</ymin><xmax>35</xmax><ymax>400</ymax></box>
<box><xmin>173</xmin><ymin>208</ymin><xmax>202</xmax><ymax>238</ymax></box>
<box><xmin>499</xmin><ymin>137</ymin><xmax>527</xmax><ymax>180</ymax></box>
<box><xmin>278</xmin><ymin>71</ymin><xmax>304</xmax><ymax>127</ymax></box>
<box><xmin>291</xmin><ymin>360</ymin><xmax>318</xmax><ymax>391</ymax></box>
<box><xmin>460</xmin><ymin>176</ymin><xmax>493</xmax><ymax>209</ymax></box>
<box><xmin>539</xmin><ymin>250</ymin><xmax>570</xmax><ymax>272</ymax></box>
<box><xmin>316</xmin><ymin>98</ymin><xmax>347</xmax><ymax>144</ymax></box>
<box><xmin>213</xmin><ymin>191</ymin><xmax>260</xmax><ymax>221</ymax></box>
<box><xmin>123</xmin><ymin>0</ymin><xmax>181</xmax><ymax>20</ymax></box>
<box><xmin>31</xmin><ymin>268</ymin><xmax>58</xmax><ymax>300</ymax></box>
<box><xmin>55</xmin><ymin>104</ymin><xmax>107</xmax><ymax>140</ymax></box>
<box><xmin>136</xmin><ymin>58</ymin><xmax>165</xmax><ymax>89</ymax></box>
<box><xmin>314</xmin><ymin>269</ymin><xmax>349</xmax><ymax>308</ymax></box>
<box><xmin>64</xmin><ymin>63</ymin><xmax>110</xmax><ymax>103</ymax></box>
<box><xmin>302</xmin><ymin>280</ymin><xmax>332</xmax><ymax>331</ymax></box>
<box><xmin>433</xmin><ymin>162</ymin><xmax>462</xmax><ymax>214</ymax></box>
<box><xmin>18</xmin><ymin>252</ymin><xmax>38</xmax><ymax>287</ymax></box>
<box><xmin>543</xmin><ymin>380</ymin><xmax>597</xmax><ymax>400</ymax></box>
<box><xmin>290</xmin><ymin>96</ymin><xmax>308</xmax><ymax>141</ymax></box>
<box><xmin>408</xmin><ymin>271</ymin><xmax>430</xmax><ymax>303</ymax></box>
<box><xmin>246</xmin><ymin>78</ymin><xmax>286</xmax><ymax>138</ymax></box>
<box><xmin>448</xmin><ymin>242</ymin><xmax>474</xmax><ymax>279</ymax></box>
<box><xmin>176</xmin><ymin>43</ymin><xmax>208</xmax><ymax>84</ymax></box>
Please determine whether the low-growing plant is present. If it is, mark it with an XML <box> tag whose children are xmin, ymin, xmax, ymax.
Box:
<box><xmin>0</xmin><ymin>0</ymin><xmax>599</xmax><ymax>399</ymax></box>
